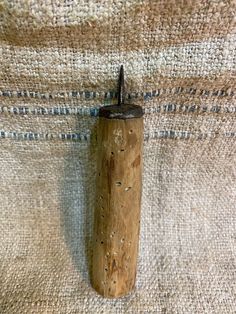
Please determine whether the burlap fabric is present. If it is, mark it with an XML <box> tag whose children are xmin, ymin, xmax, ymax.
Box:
<box><xmin>0</xmin><ymin>1</ymin><xmax>235</xmax><ymax>313</ymax></box>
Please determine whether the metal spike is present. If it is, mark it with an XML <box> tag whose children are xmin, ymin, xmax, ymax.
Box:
<box><xmin>118</xmin><ymin>65</ymin><xmax>125</xmax><ymax>106</ymax></box>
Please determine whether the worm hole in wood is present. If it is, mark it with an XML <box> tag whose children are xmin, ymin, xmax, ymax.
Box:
<box><xmin>110</xmin><ymin>231</ymin><xmax>115</xmax><ymax>238</ymax></box>
<box><xmin>125</xmin><ymin>187</ymin><xmax>132</xmax><ymax>191</ymax></box>
<box><xmin>116</xmin><ymin>181</ymin><xmax>122</xmax><ymax>186</ymax></box>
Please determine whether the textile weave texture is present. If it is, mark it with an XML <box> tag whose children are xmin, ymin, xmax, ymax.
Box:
<box><xmin>0</xmin><ymin>1</ymin><xmax>236</xmax><ymax>313</ymax></box>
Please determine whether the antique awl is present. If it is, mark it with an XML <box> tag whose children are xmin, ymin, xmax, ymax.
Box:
<box><xmin>92</xmin><ymin>66</ymin><xmax>144</xmax><ymax>298</ymax></box>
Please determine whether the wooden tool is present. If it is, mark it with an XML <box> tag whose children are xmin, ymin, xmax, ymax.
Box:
<box><xmin>92</xmin><ymin>66</ymin><xmax>144</xmax><ymax>298</ymax></box>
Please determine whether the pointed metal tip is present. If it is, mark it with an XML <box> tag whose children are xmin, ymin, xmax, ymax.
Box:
<box><xmin>118</xmin><ymin>65</ymin><xmax>125</xmax><ymax>106</ymax></box>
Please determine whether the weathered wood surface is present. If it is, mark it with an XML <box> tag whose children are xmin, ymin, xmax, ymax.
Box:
<box><xmin>92</xmin><ymin>117</ymin><xmax>143</xmax><ymax>298</ymax></box>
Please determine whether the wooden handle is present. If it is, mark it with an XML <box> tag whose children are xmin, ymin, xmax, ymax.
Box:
<box><xmin>92</xmin><ymin>116</ymin><xmax>143</xmax><ymax>298</ymax></box>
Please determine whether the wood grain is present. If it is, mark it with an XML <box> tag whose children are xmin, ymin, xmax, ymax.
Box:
<box><xmin>92</xmin><ymin>117</ymin><xmax>143</xmax><ymax>298</ymax></box>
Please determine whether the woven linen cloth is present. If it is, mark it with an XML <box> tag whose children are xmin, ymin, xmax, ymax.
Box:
<box><xmin>0</xmin><ymin>1</ymin><xmax>236</xmax><ymax>313</ymax></box>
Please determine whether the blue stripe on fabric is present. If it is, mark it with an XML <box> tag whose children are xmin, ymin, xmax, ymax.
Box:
<box><xmin>0</xmin><ymin>130</ymin><xmax>235</xmax><ymax>142</ymax></box>
<box><xmin>0</xmin><ymin>88</ymin><xmax>234</xmax><ymax>100</ymax></box>
<box><xmin>0</xmin><ymin>104</ymin><xmax>235</xmax><ymax>117</ymax></box>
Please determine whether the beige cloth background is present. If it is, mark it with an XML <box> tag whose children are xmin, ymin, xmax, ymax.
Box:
<box><xmin>0</xmin><ymin>1</ymin><xmax>236</xmax><ymax>313</ymax></box>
